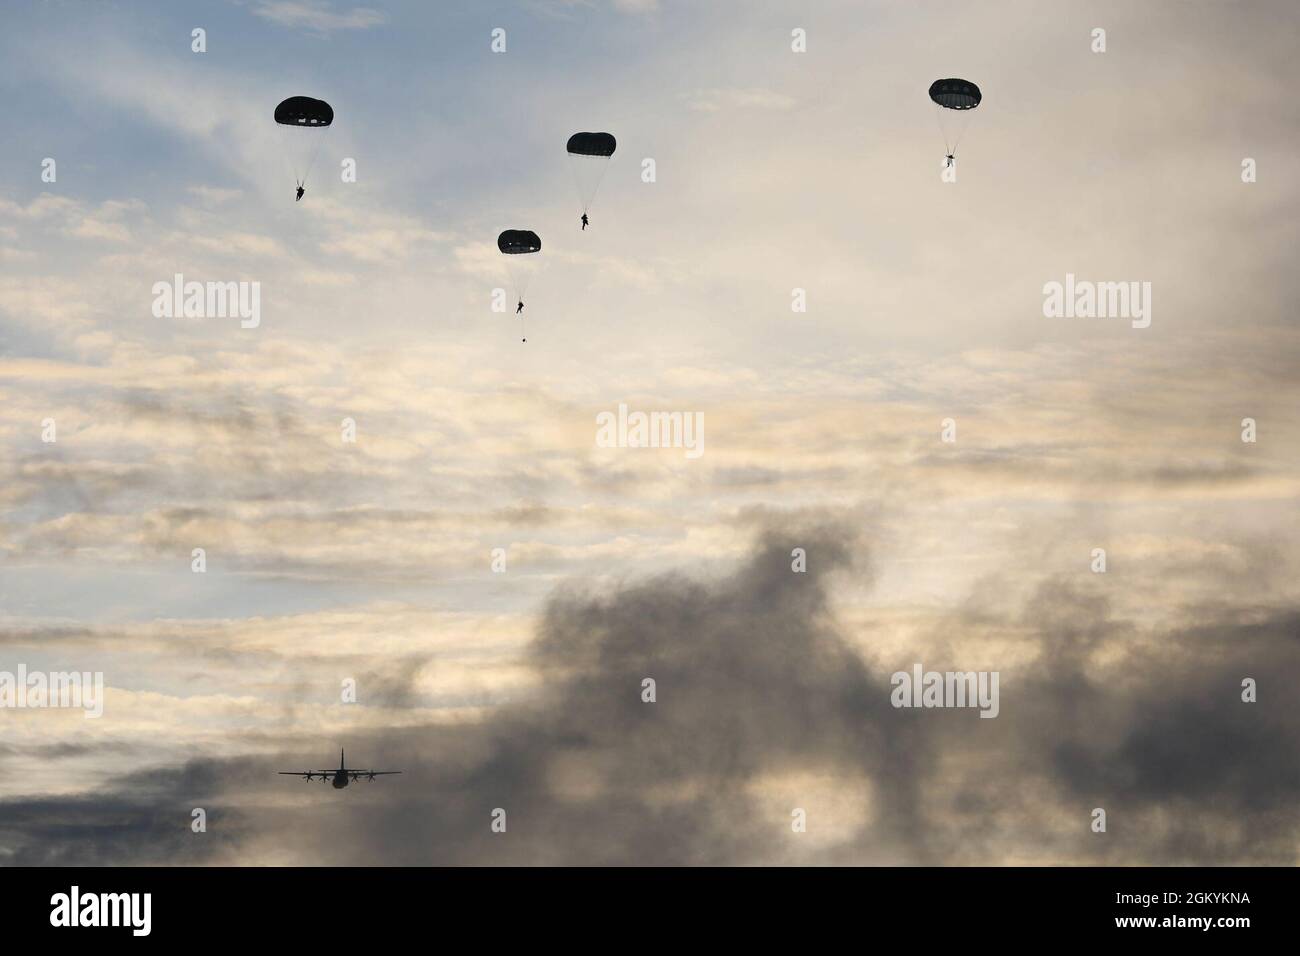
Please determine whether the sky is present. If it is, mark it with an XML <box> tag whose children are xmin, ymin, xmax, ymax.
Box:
<box><xmin>1</xmin><ymin>0</ymin><xmax>1298</xmax><ymax>865</ymax></box>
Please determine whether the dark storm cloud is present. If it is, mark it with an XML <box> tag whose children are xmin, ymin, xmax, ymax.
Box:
<box><xmin>1030</xmin><ymin>597</ymin><xmax>1300</xmax><ymax>862</ymax></box>
<box><xmin>914</xmin><ymin>579</ymin><xmax>1300</xmax><ymax>865</ymax></box>
<box><xmin>313</xmin><ymin>519</ymin><xmax>933</xmax><ymax>865</ymax></box>
<box><xmin>0</xmin><ymin>759</ymin><xmax>249</xmax><ymax>865</ymax></box>
<box><xmin>356</xmin><ymin>531</ymin><xmax>1297</xmax><ymax>865</ymax></box>
<box><xmin>3</xmin><ymin>520</ymin><xmax>1296</xmax><ymax>865</ymax></box>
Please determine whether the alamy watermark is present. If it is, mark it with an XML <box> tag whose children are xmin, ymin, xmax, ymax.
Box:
<box><xmin>151</xmin><ymin>273</ymin><xmax>260</xmax><ymax>328</ymax></box>
<box><xmin>596</xmin><ymin>403</ymin><xmax>704</xmax><ymax>459</ymax></box>
<box><xmin>1042</xmin><ymin>273</ymin><xmax>1151</xmax><ymax>329</ymax></box>
<box><xmin>890</xmin><ymin>663</ymin><xmax>999</xmax><ymax>718</ymax></box>
<box><xmin>50</xmin><ymin>886</ymin><xmax>150</xmax><ymax>936</ymax></box>
<box><xmin>0</xmin><ymin>664</ymin><xmax>104</xmax><ymax>718</ymax></box>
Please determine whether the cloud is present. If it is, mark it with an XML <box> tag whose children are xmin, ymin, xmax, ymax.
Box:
<box><xmin>528</xmin><ymin>0</ymin><xmax>661</xmax><ymax>17</ymax></box>
<box><xmin>5</xmin><ymin>519</ymin><xmax>1293</xmax><ymax>864</ymax></box>
<box><xmin>249</xmin><ymin>1</ymin><xmax>388</xmax><ymax>32</ymax></box>
<box><xmin>70</xmin><ymin>218</ymin><xmax>132</xmax><ymax>243</ymax></box>
<box><xmin>0</xmin><ymin>761</ymin><xmax>248</xmax><ymax>865</ymax></box>
<box><xmin>683</xmin><ymin>87</ymin><xmax>797</xmax><ymax>113</ymax></box>
<box><xmin>0</xmin><ymin>194</ymin><xmax>146</xmax><ymax>244</ymax></box>
<box><xmin>187</xmin><ymin>186</ymin><xmax>244</xmax><ymax>207</ymax></box>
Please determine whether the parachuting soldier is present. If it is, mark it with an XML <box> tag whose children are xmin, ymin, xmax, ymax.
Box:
<box><xmin>498</xmin><ymin>230</ymin><xmax>541</xmax><ymax>342</ymax></box>
<box><xmin>928</xmin><ymin>79</ymin><xmax>981</xmax><ymax>168</ymax></box>
<box><xmin>567</xmin><ymin>132</ymin><xmax>616</xmax><ymax>226</ymax></box>
<box><xmin>274</xmin><ymin>96</ymin><xmax>333</xmax><ymax>202</ymax></box>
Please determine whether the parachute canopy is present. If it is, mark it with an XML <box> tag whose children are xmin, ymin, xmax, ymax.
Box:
<box><xmin>498</xmin><ymin>230</ymin><xmax>541</xmax><ymax>255</ymax></box>
<box><xmin>275</xmin><ymin>96</ymin><xmax>334</xmax><ymax>127</ymax></box>
<box><xmin>566</xmin><ymin>132</ymin><xmax>617</xmax><ymax>157</ymax></box>
<box><xmin>928</xmin><ymin>79</ymin><xmax>981</xmax><ymax>111</ymax></box>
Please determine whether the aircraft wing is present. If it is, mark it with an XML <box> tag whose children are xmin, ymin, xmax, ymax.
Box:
<box><xmin>278</xmin><ymin>770</ymin><xmax>335</xmax><ymax>776</ymax></box>
<box><xmin>348</xmin><ymin>771</ymin><xmax>402</xmax><ymax>776</ymax></box>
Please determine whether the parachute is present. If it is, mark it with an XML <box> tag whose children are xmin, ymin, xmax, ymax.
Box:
<box><xmin>928</xmin><ymin>79</ymin><xmax>981</xmax><ymax>111</ymax></box>
<box><xmin>497</xmin><ymin>230</ymin><xmax>542</xmax><ymax>255</ymax></box>
<box><xmin>498</xmin><ymin>230</ymin><xmax>542</xmax><ymax>341</ymax></box>
<box><xmin>928</xmin><ymin>79</ymin><xmax>981</xmax><ymax>162</ymax></box>
<box><xmin>566</xmin><ymin>132</ymin><xmax>616</xmax><ymax>216</ymax></box>
<box><xmin>274</xmin><ymin>96</ymin><xmax>334</xmax><ymax>127</ymax></box>
<box><xmin>274</xmin><ymin>96</ymin><xmax>334</xmax><ymax>191</ymax></box>
<box><xmin>566</xmin><ymin>132</ymin><xmax>616</xmax><ymax>157</ymax></box>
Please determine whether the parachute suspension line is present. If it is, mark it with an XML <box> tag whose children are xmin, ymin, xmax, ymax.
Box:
<box><xmin>949</xmin><ymin>108</ymin><xmax>973</xmax><ymax>156</ymax></box>
<box><xmin>587</xmin><ymin>158</ymin><xmax>610</xmax><ymax>212</ymax></box>
<box><xmin>506</xmin><ymin>262</ymin><xmax>531</xmax><ymax>302</ymax></box>
<box><xmin>932</xmin><ymin>105</ymin><xmax>972</xmax><ymax>157</ymax></box>
<box><xmin>568</xmin><ymin>153</ymin><xmax>611</xmax><ymax>215</ymax></box>
<box><xmin>568</xmin><ymin>156</ymin><xmax>590</xmax><ymax>214</ymax></box>
<box><xmin>299</xmin><ymin>125</ymin><xmax>331</xmax><ymax>188</ymax></box>
<box><xmin>568</xmin><ymin>157</ymin><xmax>586</xmax><ymax>214</ymax></box>
<box><xmin>932</xmin><ymin>104</ymin><xmax>953</xmax><ymax>157</ymax></box>
<box><xmin>280</xmin><ymin>125</ymin><xmax>304</xmax><ymax>190</ymax></box>
<box><xmin>932</xmin><ymin>106</ymin><xmax>975</xmax><ymax>161</ymax></box>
